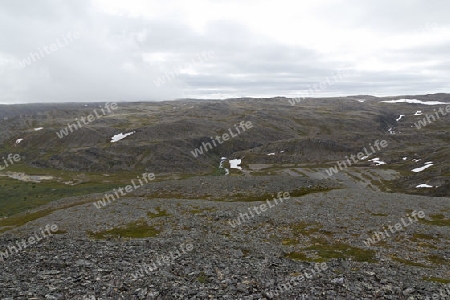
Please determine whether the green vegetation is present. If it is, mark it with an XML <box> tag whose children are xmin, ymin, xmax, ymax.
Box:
<box><xmin>0</xmin><ymin>163</ymin><xmax>156</xmax><ymax>218</ymax></box>
<box><xmin>189</xmin><ymin>207</ymin><xmax>216</xmax><ymax>214</ymax></box>
<box><xmin>427</xmin><ymin>254</ymin><xmax>449</xmax><ymax>265</ymax></box>
<box><xmin>282</xmin><ymin>238</ymin><xmax>299</xmax><ymax>246</ymax></box>
<box><xmin>285</xmin><ymin>237</ymin><xmax>376</xmax><ymax>263</ymax></box>
<box><xmin>212</xmin><ymin>167</ymin><xmax>227</xmax><ymax>176</ymax></box>
<box><xmin>419</xmin><ymin>214</ymin><xmax>450</xmax><ymax>226</ymax></box>
<box><xmin>147</xmin><ymin>208</ymin><xmax>171</xmax><ymax>218</ymax></box>
<box><xmin>390</xmin><ymin>255</ymin><xmax>429</xmax><ymax>268</ymax></box>
<box><xmin>148</xmin><ymin>185</ymin><xmax>336</xmax><ymax>203</ymax></box>
<box><xmin>227</xmin><ymin>186</ymin><xmax>336</xmax><ymax>202</ymax></box>
<box><xmin>303</xmin><ymin>238</ymin><xmax>376</xmax><ymax>262</ymax></box>
<box><xmin>410</xmin><ymin>233</ymin><xmax>438</xmax><ymax>248</ymax></box>
<box><xmin>289</xmin><ymin>186</ymin><xmax>336</xmax><ymax>198</ymax></box>
<box><xmin>285</xmin><ymin>251</ymin><xmax>313</xmax><ymax>261</ymax></box>
<box><xmin>423</xmin><ymin>277</ymin><xmax>450</xmax><ymax>284</ymax></box>
<box><xmin>411</xmin><ymin>233</ymin><xmax>434</xmax><ymax>240</ymax></box>
<box><xmin>196</xmin><ymin>271</ymin><xmax>207</xmax><ymax>284</ymax></box>
<box><xmin>0</xmin><ymin>176</ymin><xmax>118</xmax><ymax>218</ymax></box>
<box><xmin>0</xmin><ymin>208</ymin><xmax>54</xmax><ymax>233</ymax></box>
<box><xmin>87</xmin><ymin>220</ymin><xmax>160</xmax><ymax>239</ymax></box>
<box><xmin>368</xmin><ymin>211</ymin><xmax>389</xmax><ymax>217</ymax></box>
<box><xmin>0</xmin><ymin>194</ymin><xmax>107</xmax><ymax>233</ymax></box>
<box><xmin>345</xmin><ymin>172</ymin><xmax>363</xmax><ymax>182</ymax></box>
<box><xmin>291</xmin><ymin>221</ymin><xmax>323</xmax><ymax>236</ymax></box>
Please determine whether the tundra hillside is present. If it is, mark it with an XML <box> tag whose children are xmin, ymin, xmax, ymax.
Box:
<box><xmin>0</xmin><ymin>94</ymin><xmax>449</xmax><ymax>299</ymax></box>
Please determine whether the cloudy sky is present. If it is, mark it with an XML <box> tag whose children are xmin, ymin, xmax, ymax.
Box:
<box><xmin>1</xmin><ymin>0</ymin><xmax>449</xmax><ymax>103</ymax></box>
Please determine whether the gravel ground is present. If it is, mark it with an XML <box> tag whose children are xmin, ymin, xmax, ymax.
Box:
<box><xmin>0</xmin><ymin>179</ymin><xmax>449</xmax><ymax>299</ymax></box>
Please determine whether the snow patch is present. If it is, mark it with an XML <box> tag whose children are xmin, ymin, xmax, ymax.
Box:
<box><xmin>111</xmin><ymin>131</ymin><xmax>135</xmax><ymax>143</ymax></box>
<box><xmin>381</xmin><ymin>99</ymin><xmax>447</xmax><ymax>105</ymax></box>
<box><xmin>412</xmin><ymin>162</ymin><xmax>433</xmax><ymax>173</ymax></box>
<box><xmin>416</xmin><ymin>184</ymin><xmax>434</xmax><ymax>188</ymax></box>
<box><xmin>229</xmin><ymin>159</ymin><xmax>242</xmax><ymax>170</ymax></box>
<box><xmin>396</xmin><ymin>115</ymin><xmax>405</xmax><ymax>122</ymax></box>
<box><xmin>414</xmin><ymin>110</ymin><xmax>423</xmax><ymax>116</ymax></box>
<box><xmin>15</xmin><ymin>138</ymin><xmax>23</xmax><ymax>144</ymax></box>
<box><xmin>267</xmin><ymin>153</ymin><xmax>275</xmax><ymax>156</ymax></box>
<box><xmin>369</xmin><ymin>158</ymin><xmax>386</xmax><ymax>166</ymax></box>
<box><xmin>34</xmin><ymin>127</ymin><xmax>43</xmax><ymax>131</ymax></box>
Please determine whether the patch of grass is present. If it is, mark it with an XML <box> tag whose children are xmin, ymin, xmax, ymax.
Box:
<box><xmin>0</xmin><ymin>208</ymin><xmax>54</xmax><ymax>233</ymax></box>
<box><xmin>411</xmin><ymin>233</ymin><xmax>434</xmax><ymax>240</ymax></box>
<box><xmin>430</xmin><ymin>213</ymin><xmax>446</xmax><ymax>219</ymax></box>
<box><xmin>417</xmin><ymin>242</ymin><xmax>438</xmax><ymax>249</ymax></box>
<box><xmin>360</xmin><ymin>172</ymin><xmax>375</xmax><ymax>182</ymax></box>
<box><xmin>196</xmin><ymin>271</ymin><xmax>207</xmax><ymax>284</ymax></box>
<box><xmin>289</xmin><ymin>186</ymin><xmax>335</xmax><ymax>198</ymax></box>
<box><xmin>227</xmin><ymin>186</ymin><xmax>336</xmax><ymax>203</ymax></box>
<box><xmin>87</xmin><ymin>220</ymin><xmax>160</xmax><ymax>239</ymax></box>
<box><xmin>390</xmin><ymin>255</ymin><xmax>429</xmax><ymax>268</ymax></box>
<box><xmin>0</xmin><ymin>194</ymin><xmax>115</xmax><ymax>233</ymax></box>
<box><xmin>0</xmin><ymin>162</ymin><xmax>170</xmax><ymax>218</ymax></box>
<box><xmin>419</xmin><ymin>214</ymin><xmax>450</xmax><ymax>227</ymax></box>
<box><xmin>427</xmin><ymin>254</ymin><xmax>449</xmax><ymax>265</ymax></box>
<box><xmin>289</xmin><ymin>169</ymin><xmax>307</xmax><ymax>176</ymax></box>
<box><xmin>250</xmin><ymin>170</ymin><xmax>278</xmax><ymax>176</ymax></box>
<box><xmin>290</xmin><ymin>221</ymin><xmax>323</xmax><ymax>236</ymax></box>
<box><xmin>282</xmin><ymin>238</ymin><xmax>299</xmax><ymax>246</ymax></box>
<box><xmin>0</xmin><ymin>176</ymin><xmax>118</xmax><ymax>218</ymax></box>
<box><xmin>346</xmin><ymin>172</ymin><xmax>363</xmax><ymax>182</ymax></box>
<box><xmin>147</xmin><ymin>208</ymin><xmax>170</xmax><ymax>218</ymax></box>
<box><xmin>212</xmin><ymin>167</ymin><xmax>227</xmax><ymax>176</ymax></box>
<box><xmin>285</xmin><ymin>251</ymin><xmax>316</xmax><ymax>262</ymax></box>
<box><xmin>368</xmin><ymin>211</ymin><xmax>389</xmax><ymax>217</ymax></box>
<box><xmin>423</xmin><ymin>277</ymin><xmax>450</xmax><ymax>284</ymax></box>
<box><xmin>189</xmin><ymin>207</ymin><xmax>216</xmax><ymax>214</ymax></box>
<box><xmin>52</xmin><ymin>229</ymin><xmax>67</xmax><ymax>234</ymax></box>
<box><xmin>304</xmin><ymin>238</ymin><xmax>377</xmax><ymax>262</ymax></box>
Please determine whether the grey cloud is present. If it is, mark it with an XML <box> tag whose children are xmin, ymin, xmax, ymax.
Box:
<box><xmin>0</xmin><ymin>0</ymin><xmax>449</xmax><ymax>103</ymax></box>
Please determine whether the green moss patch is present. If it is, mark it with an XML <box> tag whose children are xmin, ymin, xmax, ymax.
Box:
<box><xmin>0</xmin><ymin>176</ymin><xmax>117</xmax><ymax>218</ymax></box>
<box><xmin>286</xmin><ymin>237</ymin><xmax>376</xmax><ymax>263</ymax></box>
<box><xmin>0</xmin><ymin>195</ymin><xmax>113</xmax><ymax>233</ymax></box>
<box><xmin>412</xmin><ymin>233</ymin><xmax>435</xmax><ymax>240</ymax></box>
<box><xmin>87</xmin><ymin>220</ymin><xmax>160</xmax><ymax>239</ymax></box>
<box><xmin>390</xmin><ymin>255</ymin><xmax>430</xmax><ymax>268</ymax></box>
<box><xmin>0</xmin><ymin>208</ymin><xmax>54</xmax><ymax>231</ymax></box>
<box><xmin>368</xmin><ymin>211</ymin><xmax>389</xmax><ymax>217</ymax></box>
<box><xmin>427</xmin><ymin>254</ymin><xmax>449</xmax><ymax>265</ymax></box>
<box><xmin>290</xmin><ymin>221</ymin><xmax>323</xmax><ymax>236</ymax></box>
<box><xmin>189</xmin><ymin>207</ymin><xmax>216</xmax><ymax>214</ymax></box>
<box><xmin>285</xmin><ymin>251</ymin><xmax>316</xmax><ymax>262</ymax></box>
<box><xmin>304</xmin><ymin>238</ymin><xmax>376</xmax><ymax>262</ymax></box>
<box><xmin>147</xmin><ymin>208</ymin><xmax>171</xmax><ymax>218</ymax></box>
<box><xmin>423</xmin><ymin>277</ymin><xmax>450</xmax><ymax>284</ymax></box>
<box><xmin>289</xmin><ymin>186</ymin><xmax>336</xmax><ymax>198</ymax></box>
<box><xmin>282</xmin><ymin>238</ymin><xmax>299</xmax><ymax>246</ymax></box>
<box><xmin>196</xmin><ymin>271</ymin><xmax>207</xmax><ymax>283</ymax></box>
<box><xmin>419</xmin><ymin>214</ymin><xmax>450</xmax><ymax>227</ymax></box>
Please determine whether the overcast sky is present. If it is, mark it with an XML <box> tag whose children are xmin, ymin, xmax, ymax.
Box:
<box><xmin>1</xmin><ymin>0</ymin><xmax>449</xmax><ymax>103</ymax></box>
